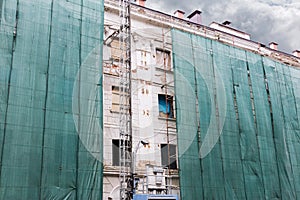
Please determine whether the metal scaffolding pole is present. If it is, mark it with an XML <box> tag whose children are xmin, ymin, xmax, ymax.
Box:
<box><xmin>119</xmin><ymin>0</ymin><xmax>132</xmax><ymax>199</ymax></box>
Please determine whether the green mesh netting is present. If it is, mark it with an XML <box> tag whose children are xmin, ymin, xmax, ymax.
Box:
<box><xmin>172</xmin><ymin>28</ymin><xmax>300</xmax><ymax>200</ymax></box>
<box><xmin>0</xmin><ymin>0</ymin><xmax>104</xmax><ymax>199</ymax></box>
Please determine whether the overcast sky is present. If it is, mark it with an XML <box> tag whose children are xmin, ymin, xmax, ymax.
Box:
<box><xmin>146</xmin><ymin>0</ymin><xmax>300</xmax><ymax>54</ymax></box>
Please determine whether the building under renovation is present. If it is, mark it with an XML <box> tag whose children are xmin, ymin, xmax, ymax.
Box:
<box><xmin>0</xmin><ymin>0</ymin><xmax>299</xmax><ymax>199</ymax></box>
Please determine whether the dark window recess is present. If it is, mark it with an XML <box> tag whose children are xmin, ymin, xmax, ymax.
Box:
<box><xmin>112</xmin><ymin>139</ymin><xmax>131</xmax><ymax>166</ymax></box>
<box><xmin>111</xmin><ymin>86</ymin><xmax>120</xmax><ymax>112</ymax></box>
<box><xmin>158</xmin><ymin>94</ymin><xmax>174</xmax><ymax>118</ymax></box>
<box><xmin>161</xmin><ymin>144</ymin><xmax>177</xmax><ymax>169</ymax></box>
<box><xmin>156</xmin><ymin>48</ymin><xmax>171</xmax><ymax>70</ymax></box>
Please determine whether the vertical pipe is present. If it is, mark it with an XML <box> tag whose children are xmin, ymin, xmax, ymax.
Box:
<box><xmin>245</xmin><ymin>52</ymin><xmax>266</xmax><ymax>198</ymax></box>
<box><xmin>231</xmin><ymin>67</ymin><xmax>248</xmax><ymax>200</ymax></box>
<box><xmin>261</xmin><ymin>58</ymin><xmax>282</xmax><ymax>199</ymax></box>
<box><xmin>127</xmin><ymin>2</ymin><xmax>133</xmax><ymax>198</ymax></box>
<box><xmin>0</xmin><ymin>0</ymin><xmax>20</xmax><ymax>185</ymax></box>
<box><xmin>162</xmin><ymin>27</ymin><xmax>171</xmax><ymax>194</ymax></box>
<box><xmin>210</xmin><ymin>40</ymin><xmax>226</xmax><ymax>198</ymax></box>
<box><xmin>190</xmin><ymin>34</ymin><xmax>204</xmax><ymax>199</ymax></box>
<box><xmin>39</xmin><ymin>0</ymin><xmax>54</xmax><ymax>198</ymax></box>
<box><xmin>75</xmin><ymin>0</ymin><xmax>84</xmax><ymax>199</ymax></box>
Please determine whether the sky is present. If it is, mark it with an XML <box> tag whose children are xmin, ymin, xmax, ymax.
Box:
<box><xmin>146</xmin><ymin>0</ymin><xmax>300</xmax><ymax>54</ymax></box>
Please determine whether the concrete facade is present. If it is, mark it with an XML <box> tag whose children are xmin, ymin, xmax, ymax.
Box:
<box><xmin>103</xmin><ymin>1</ymin><xmax>178</xmax><ymax>199</ymax></box>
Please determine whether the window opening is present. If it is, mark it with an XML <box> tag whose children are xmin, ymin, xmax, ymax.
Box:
<box><xmin>158</xmin><ymin>94</ymin><xmax>174</xmax><ymax>118</ymax></box>
<box><xmin>161</xmin><ymin>144</ymin><xmax>177</xmax><ymax>169</ymax></box>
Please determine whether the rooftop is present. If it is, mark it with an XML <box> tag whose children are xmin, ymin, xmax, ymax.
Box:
<box><xmin>105</xmin><ymin>0</ymin><xmax>300</xmax><ymax>68</ymax></box>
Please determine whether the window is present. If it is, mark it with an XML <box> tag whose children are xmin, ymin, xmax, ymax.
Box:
<box><xmin>158</xmin><ymin>94</ymin><xmax>174</xmax><ymax>118</ymax></box>
<box><xmin>110</xmin><ymin>39</ymin><xmax>121</xmax><ymax>61</ymax></box>
<box><xmin>111</xmin><ymin>86</ymin><xmax>120</xmax><ymax>112</ymax></box>
<box><xmin>111</xmin><ymin>86</ymin><xmax>129</xmax><ymax>112</ymax></box>
<box><xmin>161</xmin><ymin>144</ymin><xmax>177</xmax><ymax>169</ymax></box>
<box><xmin>110</xmin><ymin>38</ymin><xmax>127</xmax><ymax>61</ymax></box>
<box><xmin>136</xmin><ymin>50</ymin><xmax>150</xmax><ymax>67</ymax></box>
<box><xmin>112</xmin><ymin>139</ymin><xmax>120</xmax><ymax>166</ymax></box>
<box><xmin>156</xmin><ymin>48</ymin><xmax>171</xmax><ymax>70</ymax></box>
<box><xmin>112</xmin><ymin>139</ymin><xmax>131</xmax><ymax>166</ymax></box>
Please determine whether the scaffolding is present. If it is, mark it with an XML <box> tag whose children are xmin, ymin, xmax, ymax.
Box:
<box><xmin>118</xmin><ymin>0</ymin><xmax>133</xmax><ymax>199</ymax></box>
<box><xmin>162</xmin><ymin>29</ymin><xmax>171</xmax><ymax>195</ymax></box>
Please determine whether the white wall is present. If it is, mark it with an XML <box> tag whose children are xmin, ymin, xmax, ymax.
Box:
<box><xmin>103</xmin><ymin>6</ymin><xmax>180</xmax><ymax>200</ymax></box>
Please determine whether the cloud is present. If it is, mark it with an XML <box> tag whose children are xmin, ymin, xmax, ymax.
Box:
<box><xmin>146</xmin><ymin>0</ymin><xmax>300</xmax><ymax>53</ymax></box>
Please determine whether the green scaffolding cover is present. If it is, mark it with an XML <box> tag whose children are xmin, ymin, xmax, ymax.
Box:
<box><xmin>172</xmin><ymin>29</ymin><xmax>300</xmax><ymax>200</ymax></box>
<box><xmin>0</xmin><ymin>0</ymin><xmax>104</xmax><ymax>199</ymax></box>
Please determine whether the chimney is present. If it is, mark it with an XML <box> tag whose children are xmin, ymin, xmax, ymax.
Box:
<box><xmin>174</xmin><ymin>10</ymin><xmax>185</xmax><ymax>19</ymax></box>
<box><xmin>187</xmin><ymin>10</ymin><xmax>202</xmax><ymax>24</ymax></box>
<box><xmin>293</xmin><ymin>50</ymin><xmax>300</xmax><ymax>58</ymax></box>
<box><xmin>136</xmin><ymin>0</ymin><xmax>146</xmax><ymax>7</ymax></box>
<box><xmin>222</xmin><ymin>21</ymin><xmax>231</xmax><ymax>26</ymax></box>
<box><xmin>269</xmin><ymin>42</ymin><xmax>278</xmax><ymax>50</ymax></box>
